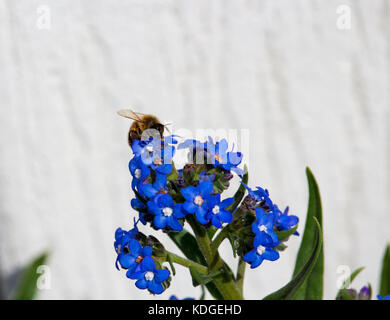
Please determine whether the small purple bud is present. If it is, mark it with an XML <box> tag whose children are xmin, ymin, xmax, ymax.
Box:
<box><xmin>358</xmin><ymin>285</ymin><xmax>371</xmax><ymax>300</ymax></box>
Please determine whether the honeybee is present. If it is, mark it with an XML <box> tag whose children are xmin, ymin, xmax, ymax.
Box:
<box><xmin>117</xmin><ymin>109</ymin><xmax>166</xmax><ymax>147</ymax></box>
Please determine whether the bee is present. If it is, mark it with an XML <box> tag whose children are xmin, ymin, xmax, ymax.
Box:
<box><xmin>117</xmin><ymin>109</ymin><xmax>166</xmax><ymax>147</ymax></box>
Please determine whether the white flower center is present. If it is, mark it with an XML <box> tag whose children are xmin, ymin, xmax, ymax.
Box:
<box><xmin>162</xmin><ymin>207</ymin><xmax>173</xmax><ymax>217</ymax></box>
<box><xmin>212</xmin><ymin>205</ymin><xmax>220</xmax><ymax>214</ymax></box>
<box><xmin>194</xmin><ymin>195</ymin><xmax>204</xmax><ymax>206</ymax></box>
<box><xmin>258</xmin><ymin>225</ymin><xmax>267</xmax><ymax>232</ymax></box>
<box><xmin>145</xmin><ymin>271</ymin><xmax>154</xmax><ymax>281</ymax></box>
<box><xmin>257</xmin><ymin>245</ymin><xmax>266</xmax><ymax>255</ymax></box>
<box><xmin>134</xmin><ymin>169</ymin><xmax>141</xmax><ymax>179</ymax></box>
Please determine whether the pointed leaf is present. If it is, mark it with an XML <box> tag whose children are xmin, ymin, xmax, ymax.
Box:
<box><xmin>263</xmin><ymin>217</ymin><xmax>322</xmax><ymax>300</ymax></box>
<box><xmin>275</xmin><ymin>225</ymin><xmax>298</xmax><ymax>242</ymax></box>
<box><xmin>189</xmin><ymin>267</ymin><xmax>222</xmax><ymax>287</ymax></box>
<box><xmin>335</xmin><ymin>266</ymin><xmax>365</xmax><ymax>299</ymax></box>
<box><xmin>13</xmin><ymin>252</ymin><xmax>49</xmax><ymax>300</ymax></box>
<box><xmin>291</xmin><ymin>167</ymin><xmax>324</xmax><ymax>300</ymax></box>
<box><xmin>379</xmin><ymin>244</ymin><xmax>390</xmax><ymax>297</ymax></box>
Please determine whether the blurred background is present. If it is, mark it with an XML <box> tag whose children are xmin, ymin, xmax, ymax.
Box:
<box><xmin>0</xmin><ymin>0</ymin><xmax>389</xmax><ymax>300</ymax></box>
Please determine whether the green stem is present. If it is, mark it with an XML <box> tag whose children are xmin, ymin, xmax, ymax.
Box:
<box><xmin>211</xmin><ymin>226</ymin><xmax>230</xmax><ymax>254</ymax></box>
<box><xmin>236</xmin><ymin>257</ymin><xmax>246</xmax><ymax>295</ymax></box>
<box><xmin>187</xmin><ymin>216</ymin><xmax>243</xmax><ymax>300</ymax></box>
<box><xmin>166</xmin><ymin>251</ymin><xmax>208</xmax><ymax>274</ymax></box>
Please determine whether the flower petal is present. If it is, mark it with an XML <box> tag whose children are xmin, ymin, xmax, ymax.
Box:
<box><xmin>181</xmin><ymin>186</ymin><xmax>197</xmax><ymax>201</ymax></box>
<box><xmin>154</xmin><ymin>215</ymin><xmax>168</xmax><ymax>229</ymax></box>
<box><xmin>148</xmin><ymin>280</ymin><xmax>164</xmax><ymax>294</ymax></box>
<box><xmin>135</xmin><ymin>278</ymin><xmax>148</xmax><ymax>290</ymax></box>
<box><xmin>155</xmin><ymin>269</ymin><xmax>170</xmax><ymax>282</ymax></box>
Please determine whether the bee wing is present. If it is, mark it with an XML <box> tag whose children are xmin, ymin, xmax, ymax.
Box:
<box><xmin>117</xmin><ymin>109</ymin><xmax>143</xmax><ymax>121</ymax></box>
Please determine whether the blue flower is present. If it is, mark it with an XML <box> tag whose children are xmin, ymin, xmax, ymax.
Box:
<box><xmin>131</xmin><ymin>198</ymin><xmax>147</xmax><ymax>224</ymax></box>
<box><xmin>114</xmin><ymin>226</ymin><xmax>140</xmax><ymax>270</ymax></box>
<box><xmin>129</xmin><ymin>156</ymin><xmax>150</xmax><ymax>190</ymax></box>
<box><xmin>128</xmin><ymin>256</ymin><xmax>170</xmax><ymax>294</ymax></box>
<box><xmin>169</xmin><ymin>295</ymin><xmax>195</xmax><ymax>300</ymax></box>
<box><xmin>377</xmin><ymin>295</ymin><xmax>390</xmax><ymax>300</ymax></box>
<box><xmin>205</xmin><ymin>194</ymin><xmax>234</xmax><ymax>228</ymax></box>
<box><xmin>198</xmin><ymin>171</ymin><xmax>216</xmax><ymax>183</ymax></box>
<box><xmin>273</xmin><ymin>204</ymin><xmax>299</xmax><ymax>234</ymax></box>
<box><xmin>119</xmin><ymin>239</ymin><xmax>153</xmax><ymax>275</ymax></box>
<box><xmin>181</xmin><ymin>181</ymin><xmax>214</xmax><ymax>224</ymax></box>
<box><xmin>241</xmin><ymin>182</ymin><xmax>274</xmax><ymax>210</ymax></box>
<box><xmin>252</xmin><ymin>207</ymin><xmax>279</xmax><ymax>245</ymax></box>
<box><xmin>138</xmin><ymin>174</ymin><xmax>168</xmax><ymax>198</ymax></box>
<box><xmin>132</xmin><ymin>138</ymin><xmax>174</xmax><ymax>175</ymax></box>
<box><xmin>207</xmin><ymin>138</ymin><xmax>244</xmax><ymax>175</ymax></box>
<box><xmin>243</xmin><ymin>233</ymin><xmax>280</xmax><ymax>268</ymax></box>
<box><xmin>147</xmin><ymin>194</ymin><xmax>186</xmax><ymax>231</ymax></box>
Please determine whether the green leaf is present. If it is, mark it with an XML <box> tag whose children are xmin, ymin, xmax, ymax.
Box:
<box><xmin>168</xmin><ymin>230</ymin><xmax>224</xmax><ymax>300</ymax></box>
<box><xmin>13</xmin><ymin>252</ymin><xmax>49</xmax><ymax>300</ymax></box>
<box><xmin>166</xmin><ymin>162</ymin><xmax>179</xmax><ymax>181</ymax></box>
<box><xmin>379</xmin><ymin>244</ymin><xmax>390</xmax><ymax>297</ymax></box>
<box><xmin>226</xmin><ymin>165</ymin><xmax>248</xmax><ymax>213</ymax></box>
<box><xmin>199</xmin><ymin>285</ymin><xmax>206</xmax><ymax>300</ymax></box>
<box><xmin>189</xmin><ymin>267</ymin><xmax>222</xmax><ymax>287</ymax></box>
<box><xmin>275</xmin><ymin>225</ymin><xmax>298</xmax><ymax>242</ymax></box>
<box><xmin>166</xmin><ymin>253</ymin><xmax>176</xmax><ymax>276</ymax></box>
<box><xmin>335</xmin><ymin>266</ymin><xmax>365</xmax><ymax>299</ymax></box>
<box><xmin>207</xmin><ymin>226</ymin><xmax>217</xmax><ymax>240</ymax></box>
<box><xmin>168</xmin><ymin>230</ymin><xmax>206</xmax><ymax>265</ymax></box>
<box><xmin>291</xmin><ymin>167</ymin><xmax>324</xmax><ymax>300</ymax></box>
<box><xmin>263</xmin><ymin>217</ymin><xmax>323</xmax><ymax>300</ymax></box>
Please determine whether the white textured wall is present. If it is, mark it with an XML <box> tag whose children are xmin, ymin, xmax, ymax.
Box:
<box><xmin>0</xmin><ymin>0</ymin><xmax>389</xmax><ymax>300</ymax></box>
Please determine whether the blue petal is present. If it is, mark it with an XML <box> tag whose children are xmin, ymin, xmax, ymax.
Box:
<box><xmin>254</xmin><ymin>233</ymin><xmax>274</xmax><ymax>247</ymax></box>
<box><xmin>158</xmin><ymin>194</ymin><xmax>174</xmax><ymax>208</ymax></box>
<box><xmin>250</xmin><ymin>256</ymin><xmax>264</xmax><ymax>269</ymax></box>
<box><xmin>211</xmin><ymin>216</ymin><xmax>223</xmax><ymax>228</ymax></box>
<box><xmin>219</xmin><ymin>210</ymin><xmax>232</xmax><ymax>223</ymax></box>
<box><xmin>195</xmin><ymin>207</ymin><xmax>209</xmax><ymax>224</ymax></box>
<box><xmin>154</xmin><ymin>215</ymin><xmax>168</xmax><ymax>229</ymax></box>
<box><xmin>141</xmin><ymin>184</ymin><xmax>158</xmax><ymax>198</ymax></box>
<box><xmin>183</xmin><ymin>201</ymin><xmax>197</xmax><ymax>214</ymax></box>
<box><xmin>263</xmin><ymin>249</ymin><xmax>280</xmax><ymax>261</ymax></box>
<box><xmin>154</xmin><ymin>174</ymin><xmax>167</xmax><ymax>190</ymax></box>
<box><xmin>199</xmin><ymin>181</ymin><xmax>213</xmax><ymax>196</ymax></box>
<box><xmin>127</xmin><ymin>270</ymin><xmax>144</xmax><ymax>280</ymax></box>
<box><xmin>141</xmin><ymin>246</ymin><xmax>153</xmax><ymax>257</ymax></box>
<box><xmin>141</xmin><ymin>256</ymin><xmax>156</xmax><ymax>271</ymax></box>
<box><xmin>129</xmin><ymin>239</ymin><xmax>142</xmax><ymax>256</ymax></box>
<box><xmin>155</xmin><ymin>269</ymin><xmax>170</xmax><ymax>282</ymax></box>
<box><xmin>118</xmin><ymin>254</ymin><xmax>136</xmax><ymax>269</ymax></box>
<box><xmin>148</xmin><ymin>280</ymin><xmax>164</xmax><ymax>294</ymax></box>
<box><xmin>243</xmin><ymin>249</ymin><xmax>257</xmax><ymax>263</ymax></box>
<box><xmin>173</xmin><ymin>203</ymin><xmax>187</xmax><ymax>218</ymax></box>
<box><xmin>181</xmin><ymin>186</ymin><xmax>197</xmax><ymax>201</ymax></box>
<box><xmin>168</xmin><ymin>217</ymin><xmax>183</xmax><ymax>231</ymax></box>
<box><xmin>156</xmin><ymin>164</ymin><xmax>172</xmax><ymax>175</ymax></box>
<box><xmin>147</xmin><ymin>200</ymin><xmax>161</xmax><ymax>215</ymax></box>
<box><xmin>135</xmin><ymin>278</ymin><xmax>148</xmax><ymax>290</ymax></box>
<box><xmin>220</xmin><ymin>197</ymin><xmax>234</xmax><ymax>208</ymax></box>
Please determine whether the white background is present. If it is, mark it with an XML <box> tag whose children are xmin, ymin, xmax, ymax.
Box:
<box><xmin>0</xmin><ymin>0</ymin><xmax>389</xmax><ymax>300</ymax></box>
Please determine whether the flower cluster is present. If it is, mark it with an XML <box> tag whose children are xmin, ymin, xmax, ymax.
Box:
<box><xmin>114</xmin><ymin>224</ymin><xmax>170</xmax><ymax>294</ymax></box>
<box><xmin>114</xmin><ymin>133</ymin><xmax>299</xmax><ymax>295</ymax></box>
<box><xmin>129</xmin><ymin>136</ymin><xmax>242</xmax><ymax>231</ymax></box>
<box><xmin>230</xmin><ymin>183</ymin><xmax>299</xmax><ymax>268</ymax></box>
